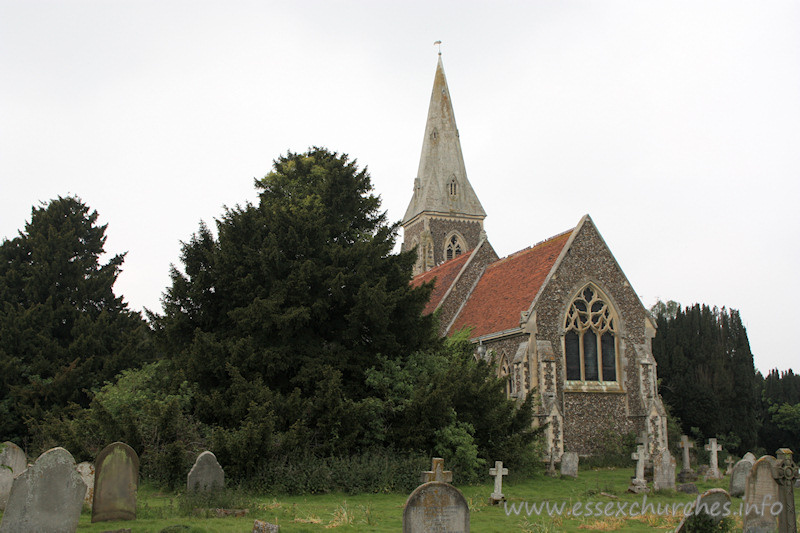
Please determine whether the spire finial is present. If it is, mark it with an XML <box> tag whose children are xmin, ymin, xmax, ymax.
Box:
<box><xmin>434</xmin><ymin>40</ymin><xmax>442</xmax><ymax>56</ymax></box>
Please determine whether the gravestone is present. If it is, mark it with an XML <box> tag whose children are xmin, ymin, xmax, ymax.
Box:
<box><xmin>704</xmin><ymin>438</ymin><xmax>724</xmax><ymax>480</ymax></box>
<box><xmin>628</xmin><ymin>444</ymin><xmax>648</xmax><ymax>493</ymax></box>
<box><xmin>546</xmin><ymin>449</ymin><xmax>558</xmax><ymax>478</ymax></box>
<box><xmin>772</xmin><ymin>448</ymin><xmax>798</xmax><ymax>533</ymax></box>
<box><xmin>488</xmin><ymin>461</ymin><xmax>508</xmax><ymax>504</ymax></box>
<box><xmin>652</xmin><ymin>449</ymin><xmax>676</xmax><ymax>491</ymax></box>
<box><xmin>725</xmin><ymin>456</ymin><xmax>735</xmax><ymax>475</ymax></box>
<box><xmin>730</xmin><ymin>457</ymin><xmax>755</xmax><ymax>497</ymax></box>
<box><xmin>76</xmin><ymin>461</ymin><xmax>95</xmax><ymax>506</ymax></box>
<box><xmin>674</xmin><ymin>488</ymin><xmax>731</xmax><ymax>532</ymax></box>
<box><xmin>0</xmin><ymin>442</ymin><xmax>27</xmax><ymax>511</ymax></box>
<box><xmin>403</xmin><ymin>482</ymin><xmax>469</xmax><ymax>532</ymax></box>
<box><xmin>677</xmin><ymin>435</ymin><xmax>697</xmax><ymax>482</ymax></box>
<box><xmin>743</xmin><ymin>452</ymin><xmax>757</xmax><ymax>463</ymax></box>
<box><xmin>421</xmin><ymin>457</ymin><xmax>453</xmax><ymax>483</ymax></box>
<box><xmin>743</xmin><ymin>455</ymin><xmax>779</xmax><ymax>533</ymax></box>
<box><xmin>187</xmin><ymin>451</ymin><xmax>225</xmax><ymax>492</ymax></box>
<box><xmin>560</xmin><ymin>452</ymin><xmax>578</xmax><ymax>478</ymax></box>
<box><xmin>0</xmin><ymin>447</ymin><xmax>86</xmax><ymax>533</ymax></box>
<box><xmin>92</xmin><ymin>442</ymin><xmax>139</xmax><ymax>522</ymax></box>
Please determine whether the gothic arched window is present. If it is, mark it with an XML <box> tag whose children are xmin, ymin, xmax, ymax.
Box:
<box><xmin>445</xmin><ymin>233</ymin><xmax>464</xmax><ymax>261</ymax></box>
<box><xmin>564</xmin><ymin>285</ymin><xmax>617</xmax><ymax>382</ymax></box>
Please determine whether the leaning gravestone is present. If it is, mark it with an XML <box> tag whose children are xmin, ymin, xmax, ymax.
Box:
<box><xmin>652</xmin><ymin>449</ymin><xmax>676</xmax><ymax>491</ymax></box>
<box><xmin>92</xmin><ymin>442</ymin><xmax>139</xmax><ymax>522</ymax></box>
<box><xmin>0</xmin><ymin>442</ymin><xmax>27</xmax><ymax>511</ymax></box>
<box><xmin>0</xmin><ymin>447</ymin><xmax>86</xmax><ymax>533</ymax></box>
<box><xmin>403</xmin><ymin>482</ymin><xmax>469</xmax><ymax>532</ymax></box>
<box><xmin>76</xmin><ymin>461</ymin><xmax>95</xmax><ymax>506</ymax></box>
<box><xmin>743</xmin><ymin>455</ymin><xmax>779</xmax><ymax>533</ymax></box>
<box><xmin>187</xmin><ymin>451</ymin><xmax>225</xmax><ymax>492</ymax></box>
<box><xmin>560</xmin><ymin>452</ymin><xmax>579</xmax><ymax>478</ymax></box>
<box><xmin>730</xmin><ymin>456</ymin><xmax>755</xmax><ymax>498</ymax></box>
<box><xmin>674</xmin><ymin>488</ymin><xmax>731</xmax><ymax>532</ymax></box>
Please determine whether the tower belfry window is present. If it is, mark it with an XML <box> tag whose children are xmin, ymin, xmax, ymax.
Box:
<box><xmin>445</xmin><ymin>234</ymin><xmax>463</xmax><ymax>261</ymax></box>
<box><xmin>448</xmin><ymin>177</ymin><xmax>458</xmax><ymax>197</ymax></box>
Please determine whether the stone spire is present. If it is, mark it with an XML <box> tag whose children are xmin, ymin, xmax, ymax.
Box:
<box><xmin>402</xmin><ymin>56</ymin><xmax>486</xmax><ymax>225</ymax></box>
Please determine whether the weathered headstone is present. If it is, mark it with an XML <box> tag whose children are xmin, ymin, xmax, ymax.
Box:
<box><xmin>76</xmin><ymin>461</ymin><xmax>95</xmax><ymax>507</ymax></box>
<box><xmin>546</xmin><ymin>449</ymin><xmax>558</xmax><ymax>478</ymax></box>
<box><xmin>560</xmin><ymin>452</ymin><xmax>578</xmax><ymax>478</ymax></box>
<box><xmin>704</xmin><ymin>438</ymin><xmax>724</xmax><ymax>480</ymax></box>
<box><xmin>252</xmin><ymin>520</ymin><xmax>280</xmax><ymax>533</ymax></box>
<box><xmin>677</xmin><ymin>435</ymin><xmax>697</xmax><ymax>482</ymax></box>
<box><xmin>628</xmin><ymin>444</ymin><xmax>648</xmax><ymax>493</ymax></box>
<box><xmin>725</xmin><ymin>456</ymin><xmax>735</xmax><ymax>475</ymax></box>
<box><xmin>772</xmin><ymin>448</ymin><xmax>798</xmax><ymax>533</ymax></box>
<box><xmin>730</xmin><ymin>456</ymin><xmax>755</xmax><ymax>498</ymax></box>
<box><xmin>421</xmin><ymin>457</ymin><xmax>453</xmax><ymax>483</ymax></box>
<box><xmin>674</xmin><ymin>488</ymin><xmax>731</xmax><ymax>532</ymax></box>
<box><xmin>488</xmin><ymin>461</ymin><xmax>508</xmax><ymax>504</ymax></box>
<box><xmin>743</xmin><ymin>452</ymin><xmax>757</xmax><ymax>463</ymax></box>
<box><xmin>743</xmin><ymin>455</ymin><xmax>779</xmax><ymax>533</ymax></box>
<box><xmin>652</xmin><ymin>449</ymin><xmax>676</xmax><ymax>491</ymax></box>
<box><xmin>677</xmin><ymin>483</ymin><xmax>698</xmax><ymax>494</ymax></box>
<box><xmin>92</xmin><ymin>442</ymin><xmax>139</xmax><ymax>523</ymax></box>
<box><xmin>187</xmin><ymin>451</ymin><xmax>225</xmax><ymax>492</ymax></box>
<box><xmin>0</xmin><ymin>442</ymin><xmax>27</xmax><ymax>511</ymax></box>
<box><xmin>403</xmin><ymin>482</ymin><xmax>469</xmax><ymax>532</ymax></box>
<box><xmin>0</xmin><ymin>447</ymin><xmax>86</xmax><ymax>533</ymax></box>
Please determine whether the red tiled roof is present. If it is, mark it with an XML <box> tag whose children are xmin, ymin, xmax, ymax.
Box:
<box><xmin>450</xmin><ymin>230</ymin><xmax>573</xmax><ymax>338</ymax></box>
<box><xmin>410</xmin><ymin>250</ymin><xmax>473</xmax><ymax>315</ymax></box>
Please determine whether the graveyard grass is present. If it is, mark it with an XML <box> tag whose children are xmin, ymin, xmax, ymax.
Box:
<box><xmin>3</xmin><ymin>467</ymin><xmax>796</xmax><ymax>532</ymax></box>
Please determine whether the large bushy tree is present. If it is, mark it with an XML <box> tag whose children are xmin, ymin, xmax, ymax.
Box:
<box><xmin>152</xmin><ymin>148</ymin><xmax>538</xmax><ymax>481</ymax></box>
<box><xmin>0</xmin><ymin>196</ymin><xmax>150</xmax><ymax>444</ymax></box>
<box><xmin>651</xmin><ymin>302</ymin><xmax>760</xmax><ymax>453</ymax></box>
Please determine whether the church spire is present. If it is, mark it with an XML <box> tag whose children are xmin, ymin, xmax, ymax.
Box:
<box><xmin>402</xmin><ymin>56</ymin><xmax>486</xmax><ymax>225</ymax></box>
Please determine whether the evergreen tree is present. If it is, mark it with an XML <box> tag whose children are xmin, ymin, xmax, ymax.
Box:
<box><xmin>0</xmin><ymin>196</ymin><xmax>150</xmax><ymax>444</ymax></box>
<box><xmin>652</xmin><ymin>302</ymin><xmax>759</xmax><ymax>453</ymax></box>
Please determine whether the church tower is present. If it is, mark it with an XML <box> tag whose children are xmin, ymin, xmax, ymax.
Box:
<box><xmin>402</xmin><ymin>55</ymin><xmax>486</xmax><ymax>275</ymax></box>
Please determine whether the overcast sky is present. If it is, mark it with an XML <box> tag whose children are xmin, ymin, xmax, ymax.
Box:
<box><xmin>2</xmin><ymin>1</ymin><xmax>798</xmax><ymax>374</ymax></box>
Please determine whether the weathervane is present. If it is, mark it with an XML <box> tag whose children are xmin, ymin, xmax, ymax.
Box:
<box><xmin>434</xmin><ymin>40</ymin><xmax>442</xmax><ymax>55</ymax></box>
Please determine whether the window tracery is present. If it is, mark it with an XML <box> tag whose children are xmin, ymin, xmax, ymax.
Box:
<box><xmin>564</xmin><ymin>285</ymin><xmax>617</xmax><ymax>382</ymax></box>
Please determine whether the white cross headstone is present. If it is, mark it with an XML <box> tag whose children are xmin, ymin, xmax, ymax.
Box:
<box><xmin>704</xmin><ymin>438</ymin><xmax>723</xmax><ymax>479</ymax></box>
<box><xmin>725</xmin><ymin>456</ymin><xmax>734</xmax><ymax>475</ymax></box>
<box><xmin>678</xmin><ymin>435</ymin><xmax>694</xmax><ymax>472</ymax></box>
<box><xmin>628</xmin><ymin>444</ymin><xmax>649</xmax><ymax>493</ymax></box>
<box><xmin>488</xmin><ymin>461</ymin><xmax>508</xmax><ymax>504</ymax></box>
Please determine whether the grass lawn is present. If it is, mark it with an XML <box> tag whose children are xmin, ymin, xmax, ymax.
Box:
<box><xmin>3</xmin><ymin>467</ymin><xmax>798</xmax><ymax>532</ymax></box>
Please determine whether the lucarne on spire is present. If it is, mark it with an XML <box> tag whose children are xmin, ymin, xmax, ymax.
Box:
<box><xmin>402</xmin><ymin>55</ymin><xmax>486</xmax><ymax>225</ymax></box>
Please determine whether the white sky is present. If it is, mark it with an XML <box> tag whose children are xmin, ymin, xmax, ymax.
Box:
<box><xmin>2</xmin><ymin>1</ymin><xmax>798</xmax><ymax>374</ymax></box>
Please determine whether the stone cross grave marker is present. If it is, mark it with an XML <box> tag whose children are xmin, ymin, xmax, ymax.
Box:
<box><xmin>725</xmin><ymin>456</ymin><xmax>735</xmax><ymax>475</ymax></box>
<box><xmin>0</xmin><ymin>447</ymin><xmax>86</xmax><ymax>533</ymax></box>
<box><xmin>705</xmin><ymin>438</ymin><xmax>723</xmax><ymax>480</ymax></box>
<box><xmin>488</xmin><ymin>461</ymin><xmax>508</xmax><ymax>504</ymax></box>
<box><xmin>76</xmin><ymin>461</ymin><xmax>95</xmax><ymax>507</ymax></box>
<box><xmin>674</xmin><ymin>488</ymin><xmax>731</xmax><ymax>532</ymax></box>
<box><xmin>772</xmin><ymin>448</ymin><xmax>798</xmax><ymax>533</ymax></box>
<box><xmin>0</xmin><ymin>442</ymin><xmax>26</xmax><ymax>511</ymax></box>
<box><xmin>678</xmin><ymin>435</ymin><xmax>694</xmax><ymax>473</ymax></box>
<box><xmin>546</xmin><ymin>449</ymin><xmax>558</xmax><ymax>477</ymax></box>
<box><xmin>743</xmin><ymin>455</ymin><xmax>780</xmax><ymax>533</ymax></box>
<box><xmin>92</xmin><ymin>442</ymin><xmax>139</xmax><ymax>523</ymax></box>
<box><xmin>188</xmin><ymin>451</ymin><xmax>225</xmax><ymax>492</ymax></box>
<box><xmin>730</xmin><ymin>456</ymin><xmax>755</xmax><ymax>498</ymax></box>
<box><xmin>653</xmin><ymin>448</ymin><xmax>676</xmax><ymax>491</ymax></box>
<box><xmin>421</xmin><ymin>457</ymin><xmax>453</xmax><ymax>484</ymax></box>
<box><xmin>560</xmin><ymin>452</ymin><xmax>579</xmax><ymax>478</ymax></box>
<box><xmin>403</xmin><ymin>481</ymin><xmax>469</xmax><ymax>533</ymax></box>
<box><xmin>628</xmin><ymin>444</ymin><xmax>648</xmax><ymax>493</ymax></box>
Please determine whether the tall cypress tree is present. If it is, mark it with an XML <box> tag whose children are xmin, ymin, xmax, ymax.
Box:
<box><xmin>0</xmin><ymin>196</ymin><xmax>150</xmax><ymax>443</ymax></box>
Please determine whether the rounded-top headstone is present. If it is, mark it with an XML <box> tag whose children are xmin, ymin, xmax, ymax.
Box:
<box><xmin>0</xmin><ymin>447</ymin><xmax>86</xmax><ymax>533</ymax></box>
<box><xmin>729</xmin><ymin>457</ymin><xmax>754</xmax><ymax>498</ymax></box>
<box><xmin>0</xmin><ymin>442</ymin><xmax>27</xmax><ymax>511</ymax></box>
<box><xmin>92</xmin><ymin>442</ymin><xmax>139</xmax><ymax>523</ymax></box>
<box><xmin>187</xmin><ymin>451</ymin><xmax>225</xmax><ymax>492</ymax></box>
<box><xmin>742</xmin><ymin>452</ymin><xmax>757</xmax><ymax>463</ymax></box>
<box><xmin>403</xmin><ymin>481</ymin><xmax>469</xmax><ymax>533</ymax></box>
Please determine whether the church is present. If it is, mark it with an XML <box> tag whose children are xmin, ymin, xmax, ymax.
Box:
<box><xmin>402</xmin><ymin>55</ymin><xmax>669</xmax><ymax>459</ymax></box>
